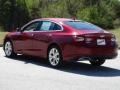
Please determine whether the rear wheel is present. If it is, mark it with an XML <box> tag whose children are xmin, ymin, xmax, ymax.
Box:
<box><xmin>4</xmin><ymin>40</ymin><xmax>17</xmax><ymax>57</ymax></box>
<box><xmin>48</xmin><ymin>46</ymin><xmax>63</xmax><ymax>68</ymax></box>
<box><xmin>89</xmin><ymin>58</ymin><xmax>105</xmax><ymax>66</ymax></box>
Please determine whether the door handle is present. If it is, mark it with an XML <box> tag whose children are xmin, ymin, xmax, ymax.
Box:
<box><xmin>31</xmin><ymin>34</ymin><xmax>34</xmax><ymax>36</ymax></box>
<box><xmin>48</xmin><ymin>34</ymin><xmax>52</xmax><ymax>37</ymax></box>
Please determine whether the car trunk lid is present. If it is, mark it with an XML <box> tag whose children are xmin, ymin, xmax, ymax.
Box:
<box><xmin>74</xmin><ymin>30</ymin><xmax>116</xmax><ymax>47</ymax></box>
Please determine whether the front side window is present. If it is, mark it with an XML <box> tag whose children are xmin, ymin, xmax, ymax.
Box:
<box><xmin>23</xmin><ymin>22</ymin><xmax>39</xmax><ymax>32</ymax></box>
<box><xmin>64</xmin><ymin>21</ymin><xmax>102</xmax><ymax>31</ymax></box>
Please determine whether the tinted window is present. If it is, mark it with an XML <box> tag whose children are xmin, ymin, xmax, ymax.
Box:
<box><xmin>50</xmin><ymin>23</ymin><xmax>62</xmax><ymax>30</ymax></box>
<box><xmin>64</xmin><ymin>21</ymin><xmax>102</xmax><ymax>31</ymax></box>
<box><xmin>23</xmin><ymin>22</ymin><xmax>39</xmax><ymax>31</ymax></box>
<box><xmin>40</xmin><ymin>21</ymin><xmax>52</xmax><ymax>31</ymax></box>
<box><xmin>39</xmin><ymin>21</ymin><xmax>62</xmax><ymax>31</ymax></box>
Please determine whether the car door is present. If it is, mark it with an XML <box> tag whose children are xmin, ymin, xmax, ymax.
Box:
<box><xmin>14</xmin><ymin>21</ymin><xmax>39</xmax><ymax>55</ymax></box>
<box><xmin>32</xmin><ymin>21</ymin><xmax>63</xmax><ymax>58</ymax></box>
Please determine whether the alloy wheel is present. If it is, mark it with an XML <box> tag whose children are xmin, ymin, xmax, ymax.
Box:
<box><xmin>4</xmin><ymin>41</ymin><xmax>16</xmax><ymax>57</ymax></box>
<box><xmin>48</xmin><ymin>47</ymin><xmax>62</xmax><ymax>67</ymax></box>
<box><xmin>4</xmin><ymin>41</ymin><xmax>12</xmax><ymax>57</ymax></box>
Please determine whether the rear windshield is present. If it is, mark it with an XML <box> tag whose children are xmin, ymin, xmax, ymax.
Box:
<box><xmin>64</xmin><ymin>21</ymin><xmax>102</xmax><ymax>31</ymax></box>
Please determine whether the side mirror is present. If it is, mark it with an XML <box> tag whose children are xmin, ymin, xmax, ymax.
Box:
<box><xmin>16</xmin><ymin>28</ymin><xmax>20</xmax><ymax>32</ymax></box>
<box><xmin>16</xmin><ymin>28</ymin><xmax>23</xmax><ymax>32</ymax></box>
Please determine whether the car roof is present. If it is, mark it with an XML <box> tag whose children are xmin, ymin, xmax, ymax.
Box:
<box><xmin>33</xmin><ymin>18</ymin><xmax>74</xmax><ymax>23</ymax></box>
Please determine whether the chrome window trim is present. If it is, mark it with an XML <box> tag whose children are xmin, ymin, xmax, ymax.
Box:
<box><xmin>24</xmin><ymin>30</ymin><xmax>63</xmax><ymax>32</ymax></box>
<box><xmin>21</xmin><ymin>20</ymin><xmax>64</xmax><ymax>32</ymax></box>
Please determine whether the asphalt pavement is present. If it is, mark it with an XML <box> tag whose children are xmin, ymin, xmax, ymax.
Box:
<box><xmin>0</xmin><ymin>47</ymin><xmax>120</xmax><ymax>90</ymax></box>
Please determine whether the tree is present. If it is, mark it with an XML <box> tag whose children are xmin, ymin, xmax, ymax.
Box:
<box><xmin>0</xmin><ymin>0</ymin><xmax>30</xmax><ymax>31</ymax></box>
<box><xmin>0</xmin><ymin>0</ymin><xmax>120</xmax><ymax>31</ymax></box>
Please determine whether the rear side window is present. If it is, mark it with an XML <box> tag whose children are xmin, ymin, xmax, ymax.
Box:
<box><xmin>39</xmin><ymin>21</ymin><xmax>62</xmax><ymax>31</ymax></box>
<box><xmin>50</xmin><ymin>23</ymin><xmax>62</xmax><ymax>30</ymax></box>
<box><xmin>40</xmin><ymin>21</ymin><xmax>52</xmax><ymax>31</ymax></box>
<box><xmin>64</xmin><ymin>21</ymin><xmax>102</xmax><ymax>31</ymax></box>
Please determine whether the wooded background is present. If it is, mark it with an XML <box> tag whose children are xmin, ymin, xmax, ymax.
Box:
<box><xmin>0</xmin><ymin>0</ymin><xmax>120</xmax><ymax>31</ymax></box>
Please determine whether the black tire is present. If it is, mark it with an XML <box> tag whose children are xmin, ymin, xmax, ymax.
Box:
<box><xmin>4</xmin><ymin>40</ymin><xmax>17</xmax><ymax>57</ymax></box>
<box><xmin>47</xmin><ymin>46</ymin><xmax>63</xmax><ymax>68</ymax></box>
<box><xmin>89</xmin><ymin>58</ymin><xmax>106</xmax><ymax>66</ymax></box>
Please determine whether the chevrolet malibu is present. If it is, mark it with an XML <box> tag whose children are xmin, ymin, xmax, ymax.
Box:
<box><xmin>3</xmin><ymin>18</ymin><xmax>118</xmax><ymax>67</ymax></box>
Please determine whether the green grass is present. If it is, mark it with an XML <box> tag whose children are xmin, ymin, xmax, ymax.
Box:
<box><xmin>109</xmin><ymin>28</ymin><xmax>120</xmax><ymax>47</ymax></box>
<box><xmin>0</xmin><ymin>32</ymin><xmax>7</xmax><ymax>45</ymax></box>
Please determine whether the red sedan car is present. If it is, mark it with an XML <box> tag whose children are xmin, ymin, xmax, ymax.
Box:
<box><xmin>3</xmin><ymin>18</ymin><xmax>118</xmax><ymax>67</ymax></box>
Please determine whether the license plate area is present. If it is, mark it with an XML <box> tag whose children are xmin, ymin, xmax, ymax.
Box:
<box><xmin>97</xmin><ymin>39</ymin><xmax>106</xmax><ymax>45</ymax></box>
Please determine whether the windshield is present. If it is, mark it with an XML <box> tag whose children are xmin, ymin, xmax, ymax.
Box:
<box><xmin>64</xmin><ymin>21</ymin><xmax>102</xmax><ymax>31</ymax></box>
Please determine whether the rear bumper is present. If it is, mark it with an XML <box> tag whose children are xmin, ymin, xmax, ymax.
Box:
<box><xmin>63</xmin><ymin>45</ymin><xmax>118</xmax><ymax>61</ymax></box>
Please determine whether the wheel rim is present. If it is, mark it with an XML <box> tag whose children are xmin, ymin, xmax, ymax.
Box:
<box><xmin>4</xmin><ymin>41</ymin><xmax>12</xmax><ymax>56</ymax></box>
<box><xmin>49</xmin><ymin>48</ymin><xmax>60</xmax><ymax>66</ymax></box>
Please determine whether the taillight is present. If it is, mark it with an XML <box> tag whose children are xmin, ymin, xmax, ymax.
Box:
<box><xmin>85</xmin><ymin>38</ymin><xmax>93</xmax><ymax>42</ymax></box>
<box><xmin>111</xmin><ymin>35</ymin><xmax>117</xmax><ymax>42</ymax></box>
<box><xmin>110</xmin><ymin>35</ymin><xmax>118</xmax><ymax>47</ymax></box>
<box><xmin>72</xmin><ymin>33</ymin><xmax>84</xmax><ymax>42</ymax></box>
<box><xmin>111</xmin><ymin>38</ymin><xmax>116</xmax><ymax>42</ymax></box>
<box><xmin>75</xmin><ymin>36</ymin><xmax>85</xmax><ymax>42</ymax></box>
<box><xmin>72</xmin><ymin>32</ymin><xmax>85</xmax><ymax>42</ymax></box>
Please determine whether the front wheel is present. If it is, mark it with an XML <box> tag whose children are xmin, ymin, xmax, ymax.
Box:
<box><xmin>89</xmin><ymin>58</ymin><xmax>106</xmax><ymax>66</ymax></box>
<box><xmin>4</xmin><ymin>40</ymin><xmax>17</xmax><ymax>57</ymax></box>
<box><xmin>48</xmin><ymin>46</ymin><xmax>63</xmax><ymax>68</ymax></box>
